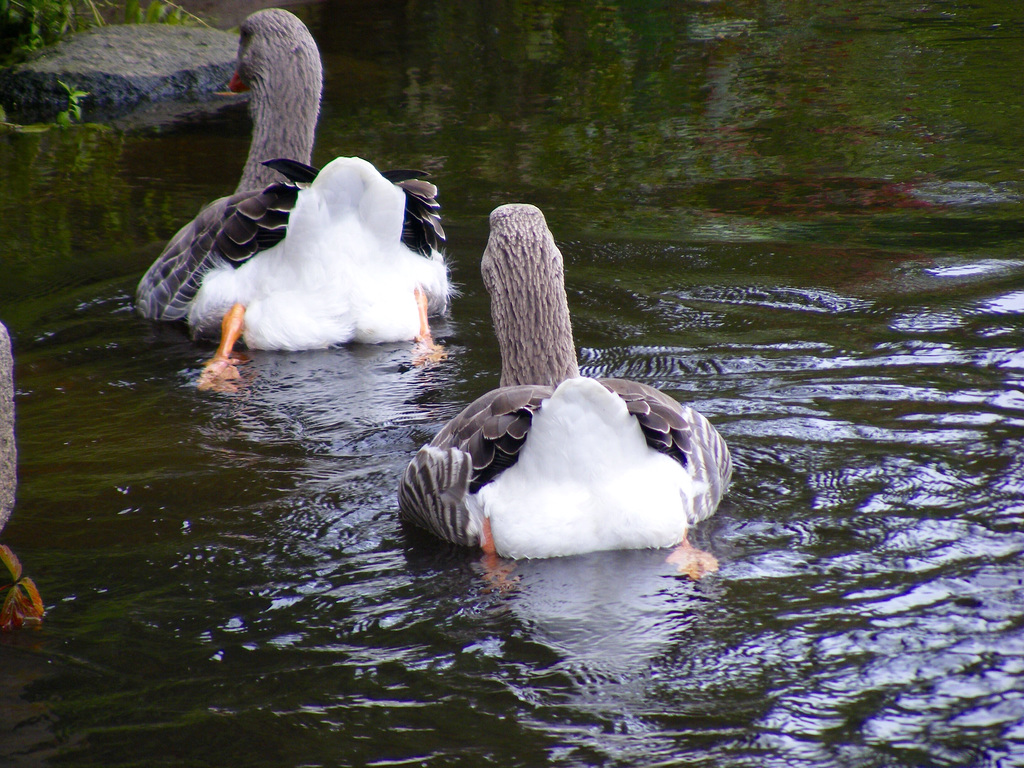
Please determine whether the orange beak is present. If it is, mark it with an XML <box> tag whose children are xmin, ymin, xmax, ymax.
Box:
<box><xmin>228</xmin><ymin>71</ymin><xmax>249</xmax><ymax>93</ymax></box>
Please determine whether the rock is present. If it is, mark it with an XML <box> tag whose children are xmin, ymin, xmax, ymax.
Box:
<box><xmin>0</xmin><ymin>322</ymin><xmax>14</xmax><ymax>534</ymax></box>
<box><xmin>0</xmin><ymin>23</ymin><xmax>241</xmax><ymax>124</ymax></box>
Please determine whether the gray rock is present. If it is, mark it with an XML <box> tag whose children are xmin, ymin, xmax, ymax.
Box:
<box><xmin>0</xmin><ymin>322</ymin><xmax>14</xmax><ymax>534</ymax></box>
<box><xmin>0</xmin><ymin>23</ymin><xmax>240</xmax><ymax>124</ymax></box>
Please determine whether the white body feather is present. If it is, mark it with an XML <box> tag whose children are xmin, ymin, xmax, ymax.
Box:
<box><xmin>187</xmin><ymin>157</ymin><xmax>449</xmax><ymax>351</ymax></box>
<box><xmin>469</xmin><ymin>377</ymin><xmax>706</xmax><ymax>559</ymax></box>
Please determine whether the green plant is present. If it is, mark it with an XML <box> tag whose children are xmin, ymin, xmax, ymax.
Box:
<box><xmin>55</xmin><ymin>77</ymin><xmax>87</xmax><ymax>126</ymax></box>
<box><xmin>1</xmin><ymin>1</ymin><xmax>204</xmax><ymax>65</ymax></box>
<box><xmin>1</xmin><ymin>0</ymin><xmax>94</xmax><ymax>64</ymax></box>
<box><xmin>124</xmin><ymin>1</ymin><xmax>206</xmax><ymax>27</ymax></box>
<box><xmin>0</xmin><ymin>544</ymin><xmax>44</xmax><ymax>631</ymax></box>
<box><xmin>57</xmin><ymin>77</ymin><xmax>86</xmax><ymax>122</ymax></box>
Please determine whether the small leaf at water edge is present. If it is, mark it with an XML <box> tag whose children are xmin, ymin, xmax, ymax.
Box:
<box><xmin>20</xmin><ymin>577</ymin><xmax>44</xmax><ymax>617</ymax></box>
<box><xmin>0</xmin><ymin>544</ymin><xmax>22</xmax><ymax>581</ymax></box>
<box><xmin>0</xmin><ymin>546</ymin><xmax>45</xmax><ymax>631</ymax></box>
<box><xmin>1</xmin><ymin>580</ymin><xmax>45</xmax><ymax>631</ymax></box>
<box><xmin>1</xmin><ymin>586</ymin><xmax>22</xmax><ymax>630</ymax></box>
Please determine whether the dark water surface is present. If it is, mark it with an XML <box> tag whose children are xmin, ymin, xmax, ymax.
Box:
<box><xmin>2</xmin><ymin>1</ymin><xmax>1023</xmax><ymax>766</ymax></box>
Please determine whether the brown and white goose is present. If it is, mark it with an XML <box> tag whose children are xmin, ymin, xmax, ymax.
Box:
<box><xmin>399</xmin><ymin>204</ymin><xmax>731</xmax><ymax>575</ymax></box>
<box><xmin>135</xmin><ymin>9</ymin><xmax>449</xmax><ymax>390</ymax></box>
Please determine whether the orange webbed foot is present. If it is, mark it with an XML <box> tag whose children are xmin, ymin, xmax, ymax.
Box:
<box><xmin>412</xmin><ymin>287</ymin><xmax>448</xmax><ymax>366</ymax></box>
<box><xmin>197</xmin><ymin>354</ymin><xmax>247</xmax><ymax>392</ymax></box>
<box><xmin>477</xmin><ymin>516</ymin><xmax>520</xmax><ymax>592</ymax></box>
<box><xmin>479</xmin><ymin>553</ymin><xmax>520</xmax><ymax>593</ymax></box>
<box><xmin>197</xmin><ymin>303</ymin><xmax>248</xmax><ymax>392</ymax></box>
<box><xmin>412</xmin><ymin>337</ymin><xmax>448</xmax><ymax>366</ymax></box>
<box><xmin>666</xmin><ymin>536</ymin><xmax>719</xmax><ymax>580</ymax></box>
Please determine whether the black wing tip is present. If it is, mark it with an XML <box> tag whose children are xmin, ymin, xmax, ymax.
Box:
<box><xmin>261</xmin><ymin>158</ymin><xmax>320</xmax><ymax>184</ymax></box>
<box><xmin>381</xmin><ymin>168</ymin><xmax>430</xmax><ymax>183</ymax></box>
<box><xmin>389</xmin><ymin>172</ymin><xmax>445</xmax><ymax>256</ymax></box>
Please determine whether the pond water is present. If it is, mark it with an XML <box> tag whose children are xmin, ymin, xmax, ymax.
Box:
<box><xmin>2</xmin><ymin>1</ymin><xmax>1023</xmax><ymax>766</ymax></box>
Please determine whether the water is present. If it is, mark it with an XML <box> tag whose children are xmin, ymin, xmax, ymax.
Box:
<box><xmin>2</xmin><ymin>1</ymin><xmax>1023</xmax><ymax>765</ymax></box>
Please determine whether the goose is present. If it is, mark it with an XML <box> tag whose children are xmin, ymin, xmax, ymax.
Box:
<box><xmin>135</xmin><ymin>8</ymin><xmax>449</xmax><ymax>391</ymax></box>
<box><xmin>399</xmin><ymin>204</ymin><xmax>731</xmax><ymax>577</ymax></box>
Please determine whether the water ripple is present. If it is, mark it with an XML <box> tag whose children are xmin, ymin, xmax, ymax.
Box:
<box><xmin>677</xmin><ymin>284</ymin><xmax>875</xmax><ymax>315</ymax></box>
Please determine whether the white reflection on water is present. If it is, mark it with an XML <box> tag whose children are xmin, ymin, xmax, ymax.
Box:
<box><xmin>212</xmin><ymin>341</ymin><xmax>457</xmax><ymax>455</ymax></box>
<box><xmin>925</xmin><ymin>259</ymin><xmax>1024</xmax><ymax>279</ymax></box>
<box><xmin>912</xmin><ymin>181</ymin><xmax>1023</xmax><ymax>207</ymax></box>
<box><xmin>980</xmin><ymin>290</ymin><xmax>1024</xmax><ymax>316</ymax></box>
<box><xmin>503</xmin><ymin>549</ymin><xmax>711</xmax><ymax>675</ymax></box>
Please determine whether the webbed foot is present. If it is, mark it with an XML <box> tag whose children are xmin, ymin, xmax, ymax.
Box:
<box><xmin>667</xmin><ymin>537</ymin><xmax>719</xmax><ymax>580</ymax></box>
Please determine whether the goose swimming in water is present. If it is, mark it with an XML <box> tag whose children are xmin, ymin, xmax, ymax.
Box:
<box><xmin>135</xmin><ymin>9</ymin><xmax>449</xmax><ymax>391</ymax></box>
<box><xmin>399</xmin><ymin>204</ymin><xmax>731</xmax><ymax>577</ymax></box>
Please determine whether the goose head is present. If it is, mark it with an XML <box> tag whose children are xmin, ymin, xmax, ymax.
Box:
<box><xmin>482</xmin><ymin>204</ymin><xmax>580</xmax><ymax>388</ymax></box>
<box><xmin>231</xmin><ymin>9</ymin><xmax>323</xmax><ymax>194</ymax></box>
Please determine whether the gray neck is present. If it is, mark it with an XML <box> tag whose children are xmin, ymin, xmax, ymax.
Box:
<box><xmin>235</xmin><ymin>49</ymin><xmax>322</xmax><ymax>194</ymax></box>
<box><xmin>482</xmin><ymin>204</ymin><xmax>580</xmax><ymax>388</ymax></box>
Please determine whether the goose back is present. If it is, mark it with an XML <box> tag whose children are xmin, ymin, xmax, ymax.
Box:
<box><xmin>398</xmin><ymin>378</ymin><xmax>731</xmax><ymax>547</ymax></box>
<box><xmin>137</xmin><ymin>156</ymin><xmax>447</xmax><ymax>324</ymax></box>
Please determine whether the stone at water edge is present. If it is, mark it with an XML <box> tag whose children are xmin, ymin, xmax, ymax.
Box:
<box><xmin>0</xmin><ymin>23</ymin><xmax>240</xmax><ymax>124</ymax></box>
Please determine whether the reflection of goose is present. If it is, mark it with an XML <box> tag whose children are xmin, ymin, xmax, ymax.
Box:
<box><xmin>399</xmin><ymin>204</ymin><xmax>730</xmax><ymax>575</ymax></box>
<box><xmin>505</xmin><ymin>550</ymin><xmax>709</xmax><ymax>672</ymax></box>
<box><xmin>135</xmin><ymin>9</ymin><xmax>449</xmax><ymax>391</ymax></box>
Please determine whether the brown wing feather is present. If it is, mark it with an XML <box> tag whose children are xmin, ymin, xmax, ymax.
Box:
<box><xmin>398</xmin><ymin>445</ymin><xmax>476</xmax><ymax>546</ymax></box>
<box><xmin>398</xmin><ymin>384</ymin><xmax>550</xmax><ymax>543</ymax></box>
<box><xmin>135</xmin><ymin>181</ymin><xmax>301</xmax><ymax>322</ymax></box>
<box><xmin>599</xmin><ymin>378</ymin><xmax>732</xmax><ymax>523</ymax></box>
